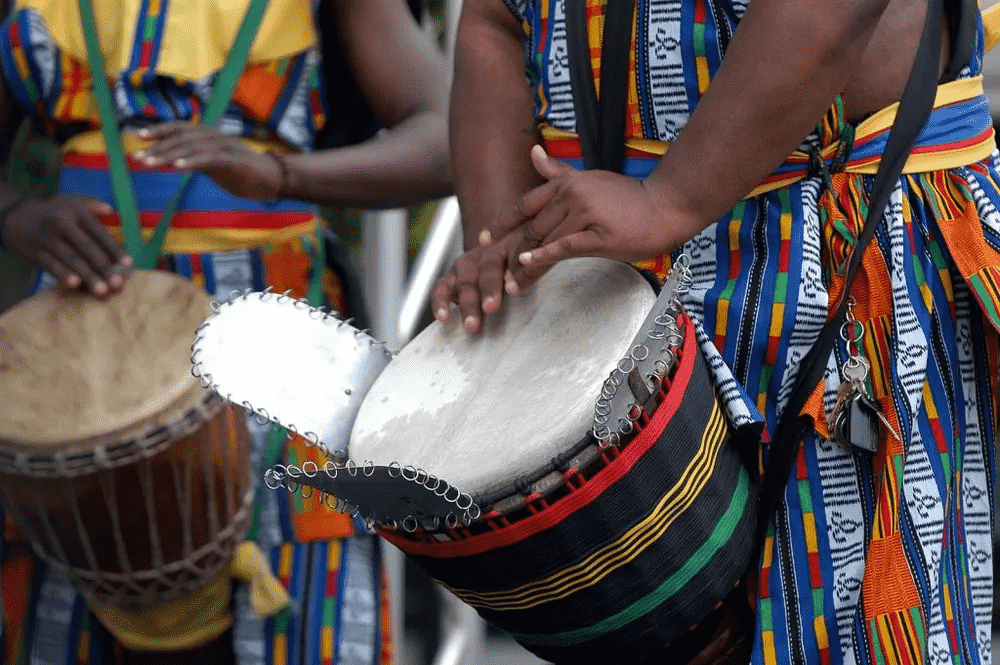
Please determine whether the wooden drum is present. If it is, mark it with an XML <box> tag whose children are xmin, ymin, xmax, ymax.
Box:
<box><xmin>0</xmin><ymin>271</ymin><xmax>253</xmax><ymax>607</ymax></box>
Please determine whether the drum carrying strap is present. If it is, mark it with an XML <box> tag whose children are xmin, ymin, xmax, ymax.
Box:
<box><xmin>77</xmin><ymin>0</ymin><xmax>271</xmax><ymax>269</ymax></box>
<box><xmin>565</xmin><ymin>0</ymin><xmax>635</xmax><ymax>175</ymax></box>
<box><xmin>80</xmin><ymin>0</ymin><xmax>331</xmax><ymax>542</ymax></box>
<box><xmin>565</xmin><ymin>0</ymin><xmax>972</xmax><ymax>544</ymax></box>
<box><xmin>755</xmin><ymin>0</ymin><xmax>972</xmax><ymax>544</ymax></box>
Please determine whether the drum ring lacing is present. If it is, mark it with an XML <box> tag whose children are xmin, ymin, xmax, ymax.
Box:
<box><xmin>593</xmin><ymin>255</ymin><xmax>692</xmax><ymax>448</ymax></box>
<box><xmin>191</xmin><ymin>288</ymin><xmax>392</xmax><ymax>461</ymax></box>
<box><xmin>268</xmin><ymin>457</ymin><xmax>480</xmax><ymax>530</ymax></box>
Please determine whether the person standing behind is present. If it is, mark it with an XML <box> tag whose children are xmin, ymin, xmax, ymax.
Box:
<box><xmin>0</xmin><ymin>1</ymin><xmax>450</xmax><ymax>663</ymax></box>
<box><xmin>435</xmin><ymin>0</ymin><xmax>1000</xmax><ymax>662</ymax></box>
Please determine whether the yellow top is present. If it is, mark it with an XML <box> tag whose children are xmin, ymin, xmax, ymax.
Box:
<box><xmin>15</xmin><ymin>0</ymin><xmax>317</xmax><ymax>80</ymax></box>
<box><xmin>983</xmin><ymin>2</ymin><xmax>1000</xmax><ymax>52</ymax></box>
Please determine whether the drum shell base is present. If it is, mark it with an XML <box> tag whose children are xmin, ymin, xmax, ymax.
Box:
<box><xmin>382</xmin><ymin>318</ymin><xmax>759</xmax><ymax>663</ymax></box>
<box><xmin>0</xmin><ymin>399</ymin><xmax>253</xmax><ymax>608</ymax></box>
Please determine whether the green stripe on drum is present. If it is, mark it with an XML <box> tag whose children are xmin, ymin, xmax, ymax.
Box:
<box><xmin>444</xmin><ymin>401</ymin><xmax>729</xmax><ymax>611</ymax></box>
<box><xmin>506</xmin><ymin>467</ymin><xmax>751</xmax><ymax>647</ymax></box>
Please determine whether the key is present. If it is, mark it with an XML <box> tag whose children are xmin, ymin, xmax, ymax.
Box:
<box><xmin>842</xmin><ymin>355</ymin><xmax>870</xmax><ymax>386</ymax></box>
<box><xmin>832</xmin><ymin>390</ymin><xmax>879</xmax><ymax>453</ymax></box>
<box><xmin>847</xmin><ymin>392</ymin><xmax>881</xmax><ymax>453</ymax></box>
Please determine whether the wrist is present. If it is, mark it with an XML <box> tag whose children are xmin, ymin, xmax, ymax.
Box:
<box><xmin>266</xmin><ymin>151</ymin><xmax>293</xmax><ymax>200</ymax></box>
<box><xmin>639</xmin><ymin>176</ymin><xmax>711</xmax><ymax>249</ymax></box>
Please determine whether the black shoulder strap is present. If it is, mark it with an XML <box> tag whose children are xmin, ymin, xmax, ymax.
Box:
<box><xmin>944</xmin><ymin>0</ymin><xmax>976</xmax><ymax>81</ymax></box>
<box><xmin>756</xmin><ymin>0</ymin><xmax>947</xmax><ymax>543</ymax></box>
<box><xmin>566</xmin><ymin>0</ymin><xmax>636</xmax><ymax>173</ymax></box>
<box><xmin>567</xmin><ymin>0</ymin><xmax>953</xmax><ymax>544</ymax></box>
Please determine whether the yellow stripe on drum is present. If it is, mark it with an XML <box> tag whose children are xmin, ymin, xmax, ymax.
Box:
<box><xmin>442</xmin><ymin>401</ymin><xmax>729</xmax><ymax>612</ymax></box>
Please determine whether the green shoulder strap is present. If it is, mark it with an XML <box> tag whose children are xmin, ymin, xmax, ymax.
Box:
<box><xmin>78</xmin><ymin>0</ymin><xmax>271</xmax><ymax>268</ymax></box>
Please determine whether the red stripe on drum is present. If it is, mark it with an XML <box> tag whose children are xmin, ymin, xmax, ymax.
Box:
<box><xmin>381</xmin><ymin>314</ymin><xmax>700</xmax><ymax>559</ymax></box>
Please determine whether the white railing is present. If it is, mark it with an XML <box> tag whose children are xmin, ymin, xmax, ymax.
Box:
<box><xmin>362</xmin><ymin>194</ymin><xmax>482</xmax><ymax>665</ymax></box>
<box><xmin>397</xmin><ymin>196</ymin><xmax>462</xmax><ymax>344</ymax></box>
<box><xmin>362</xmin><ymin>5</ymin><xmax>490</xmax><ymax>665</ymax></box>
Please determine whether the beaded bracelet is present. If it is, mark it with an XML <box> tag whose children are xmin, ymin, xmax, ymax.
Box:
<box><xmin>266</xmin><ymin>151</ymin><xmax>290</xmax><ymax>200</ymax></box>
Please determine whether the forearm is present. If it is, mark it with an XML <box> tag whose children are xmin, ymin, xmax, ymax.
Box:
<box><xmin>279</xmin><ymin>111</ymin><xmax>451</xmax><ymax>209</ymax></box>
<box><xmin>645</xmin><ymin>0</ymin><xmax>895</xmax><ymax>237</ymax></box>
<box><xmin>451</xmin><ymin>1</ymin><xmax>543</xmax><ymax>250</ymax></box>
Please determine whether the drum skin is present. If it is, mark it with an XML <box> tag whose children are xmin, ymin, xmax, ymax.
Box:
<box><xmin>350</xmin><ymin>257</ymin><xmax>658</xmax><ymax>498</ymax></box>
<box><xmin>0</xmin><ymin>271</ymin><xmax>253</xmax><ymax>607</ymax></box>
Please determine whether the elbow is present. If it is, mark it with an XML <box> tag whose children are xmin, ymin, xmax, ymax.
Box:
<box><xmin>411</xmin><ymin>111</ymin><xmax>455</xmax><ymax>200</ymax></box>
<box><xmin>433</xmin><ymin>159</ymin><xmax>456</xmax><ymax>199</ymax></box>
<box><xmin>419</xmin><ymin>149</ymin><xmax>456</xmax><ymax>202</ymax></box>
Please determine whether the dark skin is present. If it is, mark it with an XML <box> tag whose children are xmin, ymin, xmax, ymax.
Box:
<box><xmin>0</xmin><ymin>0</ymin><xmax>451</xmax><ymax>296</ymax></box>
<box><xmin>432</xmin><ymin>0</ymin><xmax>951</xmax><ymax>333</ymax></box>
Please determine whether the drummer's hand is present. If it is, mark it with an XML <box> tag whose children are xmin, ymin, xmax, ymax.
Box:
<box><xmin>498</xmin><ymin>146</ymin><xmax>703</xmax><ymax>289</ymax></box>
<box><xmin>431</xmin><ymin>233</ymin><xmax>524</xmax><ymax>334</ymax></box>
<box><xmin>134</xmin><ymin>123</ymin><xmax>284</xmax><ymax>201</ymax></box>
<box><xmin>1</xmin><ymin>195</ymin><xmax>131</xmax><ymax>296</ymax></box>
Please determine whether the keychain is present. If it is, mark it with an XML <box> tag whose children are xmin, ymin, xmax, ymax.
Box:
<box><xmin>829</xmin><ymin>299</ymin><xmax>900</xmax><ymax>452</ymax></box>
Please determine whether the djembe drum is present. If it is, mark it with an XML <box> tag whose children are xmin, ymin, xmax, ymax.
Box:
<box><xmin>194</xmin><ymin>257</ymin><xmax>757</xmax><ymax>663</ymax></box>
<box><xmin>0</xmin><ymin>270</ymin><xmax>253</xmax><ymax>612</ymax></box>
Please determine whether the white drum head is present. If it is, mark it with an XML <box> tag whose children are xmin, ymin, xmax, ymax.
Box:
<box><xmin>350</xmin><ymin>258</ymin><xmax>656</xmax><ymax>497</ymax></box>
<box><xmin>193</xmin><ymin>290</ymin><xmax>392</xmax><ymax>458</ymax></box>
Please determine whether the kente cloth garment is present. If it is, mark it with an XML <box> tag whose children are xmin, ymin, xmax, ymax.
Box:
<box><xmin>506</xmin><ymin>1</ymin><xmax>999</xmax><ymax>663</ymax></box>
<box><xmin>0</xmin><ymin>2</ymin><xmax>391</xmax><ymax>664</ymax></box>
<box><xmin>0</xmin><ymin>0</ymin><xmax>328</xmax><ymax>254</ymax></box>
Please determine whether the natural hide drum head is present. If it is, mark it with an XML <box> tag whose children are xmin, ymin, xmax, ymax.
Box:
<box><xmin>350</xmin><ymin>257</ymin><xmax>657</xmax><ymax>499</ymax></box>
<box><xmin>192</xmin><ymin>289</ymin><xmax>393</xmax><ymax>460</ymax></box>
<box><xmin>0</xmin><ymin>270</ymin><xmax>212</xmax><ymax>449</ymax></box>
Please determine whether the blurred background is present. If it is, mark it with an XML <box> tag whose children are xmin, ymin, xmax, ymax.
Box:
<box><xmin>0</xmin><ymin>2</ymin><xmax>544</xmax><ymax>664</ymax></box>
<box><xmin>2</xmin><ymin>2</ymin><xmax>999</xmax><ymax>664</ymax></box>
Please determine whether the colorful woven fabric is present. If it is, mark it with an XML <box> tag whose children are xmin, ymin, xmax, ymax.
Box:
<box><xmin>56</xmin><ymin>132</ymin><xmax>320</xmax><ymax>254</ymax></box>
<box><xmin>0</xmin><ymin>2</ymin><xmax>389</xmax><ymax>664</ymax></box>
<box><xmin>0</xmin><ymin>3</ymin><xmax>329</xmax><ymax>253</ymax></box>
<box><xmin>0</xmin><ymin>4</ymin><xmax>325</xmax><ymax>151</ymax></box>
<box><xmin>506</xmin><ymin>1</ymin><xmax>998</xmax><ymax>663</ymax></box>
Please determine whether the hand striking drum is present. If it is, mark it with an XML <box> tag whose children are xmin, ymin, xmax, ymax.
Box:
<box><xmin>192</xmin><ymin>257</ymin><xmax>757</xmax><ymax>663</ymax></box>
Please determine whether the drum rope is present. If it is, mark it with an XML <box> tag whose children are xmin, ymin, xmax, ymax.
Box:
<box><xmin>199</xmin><ymin>439</ymin><xmax>220</xmax><ymax>543</ymax></box>
<box><xmin>30</xmin><ymin>498</ymin><xmax>254</xmax><ymax>606</ymax></box>
<box><xmin>139</xmin><ymin>456</ymin><xmax>166</xmax><ymax>569</ymax></box>
<box><xmin>167</xmin><ymin>455</ymin><xmax>191</xmax><ymax>559</ymax></box>
<box><xmin>96</xmin><ymin>470</ymin><xmax>135</xmax><ymax>577</ymax></box>
<box><xmin>63</xmin><ymin>479</ymin><xmax>103</xmax><ymax>576</ymax></box>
